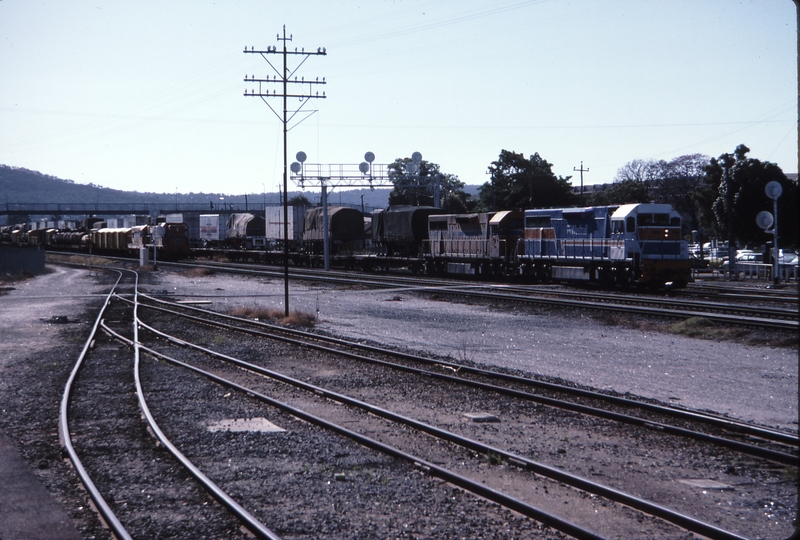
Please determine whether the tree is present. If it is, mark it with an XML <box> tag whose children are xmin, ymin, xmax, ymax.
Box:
<box><xmin>589</xmin><ymin>178</ymin><xmax>651</xmax><ymax>205</ymax></box>
<box><xmin>387</xmin><ymin>157</ymin><xmax>467</xmax><ymax>209</ymax></box>
<box><xmin>287</xmin><ymin>194</ymin><xmax>312</xmax><ymax>207</ymax></box>
<box><xmin>613</xmin><ymin>159</ymin><xmax>663</xmax><ymax>184</ymax></box>
<box><xmin>649</xmin><ymin>154</ymin><xmax>710</xmax><ymax>231</ymax></box>
<box><xmin>478</xmin><ymin>150</ymin><xmax>577</xmax><ymax>211</ymax></box>
<box><xmin>706</xmin><ymin>144</ymin><xmax>798</xmax><ymax>248</ymax></box>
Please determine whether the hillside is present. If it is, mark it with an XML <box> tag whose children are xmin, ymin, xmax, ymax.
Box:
<box><xmin>1</xmin><ymin>165</ymin><xmax>483</xmax><ymax>212</ymax></box>
<box><xmin>0</xmin><ymin>165</ymin><xmax>395</xmax><ymax>209</ymax></box>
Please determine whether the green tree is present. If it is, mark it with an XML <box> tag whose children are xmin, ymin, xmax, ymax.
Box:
<box><xmin>612</xmin><ymin>158</ymin><xmax>663</xmax><ymax>184</ymax></box>
<box><xmin>589</xmin><ymin>178</ymin><xmax>652</xmax><ymax>205</ymax></box>
<box><xmin>387</xmin><ymin>157</ymin><xmax>467</xmax><ymax>209</ymax></box>
<box><xmin>287</xmin><ymin>194</ymin><xmax>312</xmax><ymax>207</ymax></box>
<box><xmin>706</xmin><ymin>144</ymin><xmax>798</xmax><ymax>248</ymax></box>
<box><xmin>649</xmin><ymin>154</ymin><xmax>709</xmax><ymax>228</ymax></box>
<box><xmin>478</xmin><ymin>150</ymin><xmax>577</xmax><ymax>211</ymax></box>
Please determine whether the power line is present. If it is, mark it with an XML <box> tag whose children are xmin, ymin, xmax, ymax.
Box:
<box><xmin>573</xmin><ymin>161</ymin><xmax>589</xmax><ymax>203</ymax></box>
<box><xmin>244</xmin><ymin>26</ymin><xmax>326</xmax><ymax>317</ymax></box>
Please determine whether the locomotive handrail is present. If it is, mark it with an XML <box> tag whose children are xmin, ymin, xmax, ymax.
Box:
<box><xmin>521</xmin><ymin>237</ymin><xmax>622</xmax><ymax>261</ymax></box>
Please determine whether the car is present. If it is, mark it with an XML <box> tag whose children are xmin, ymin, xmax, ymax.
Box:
<box><xmin>735</xmin><ymin>250</ymin><xmax>764</xmax><ymax>263</ymax></box>
<box><xmin>778</xmin><ymin>250</ymin><xmax>798</xmax><ymax>265</ymax></box>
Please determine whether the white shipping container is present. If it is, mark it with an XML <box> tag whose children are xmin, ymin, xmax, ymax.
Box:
<box><xmin>265</xmin><ymin>206</ymin><xmax>304</xmax><ymax>241</ymax></box>
<box><xmin>199</xmin><ymin>214</ymin><xmax>223</xmax><ymax>242</ymax></box>
<box><xmin>106</xmin><ymin>218</ymin><xmax>119</xmax><ymax>228</ymax></box>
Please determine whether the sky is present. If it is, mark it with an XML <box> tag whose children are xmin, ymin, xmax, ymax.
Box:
<box><xmin>1</xmin><ymin>0</ymin><xmax>796</xmax><ymax>198</ymax></box>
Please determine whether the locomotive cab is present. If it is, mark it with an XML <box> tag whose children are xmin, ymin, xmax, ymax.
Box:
<box><xmin>610</xmin><ymin>204</ymin><xmax>690</xmax><ymax>286</ymax></box>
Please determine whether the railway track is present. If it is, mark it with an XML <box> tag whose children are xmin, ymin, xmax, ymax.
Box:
<box><xmin>116</xmin><ymin>292</ymin><xmax>796</xmax><ymax>538</ymax></box>
<box><xmin>47</xmin><ymin>253</ymin><xmax>798</xmax><ymax>331</ymax></box>
<box><xmin>153</xmin><ymin>258</ymin><xmax>799</xmax><ymax>331</ymax></box>
<box><xmin>46</xmin><ymin>260</ymin><xmax>798</xmax><ymax>537</ymax></box>
<box><xmin>60</xmin><ymin>267</ymin><xmax>584</xmax><ymax>538</ymax></box>
<box><xmin>137</xmin><ymin>295</ymin><xmax>798</xmax><ymax>456</ymax></box>
<box><xmin>59</xmin><ymin>269</ymin><xmax>280</xmax><ymax>539</ymax></box>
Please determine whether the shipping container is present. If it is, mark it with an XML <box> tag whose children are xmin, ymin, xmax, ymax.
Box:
<box><xmin>199</xmin><ymin>214</ymin><xmax>224</xmax><ymax>245</ymax></box>
<box><xmin>265</xmin><ymin>206</ymin><xmax>305</xmax><ymax>243</ymax></box>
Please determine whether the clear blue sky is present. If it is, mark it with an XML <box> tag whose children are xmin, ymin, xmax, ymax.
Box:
<box><xmin>1</xmin><ymin>0</ymin><xmax>796</xmax><ymax>198</ymax></box>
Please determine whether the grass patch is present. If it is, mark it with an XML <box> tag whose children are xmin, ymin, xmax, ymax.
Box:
<box><xmin>483</xmin><ymin>451</ymin><xmax>507</xmax><ymax>466</ymax></box>
<box><xmin>783</xmin><ymin>466</ymin><xmax>798</xmax><ymax>483</ymax></box>
<box><xmin>183</xmin><ymin>267</ymin><xmax>216</xmax><ymax>277</ymax></box>
<box><xmin>229</xmin><ymin>306</ymin><xmax>316</xmax><ymax>327</ymax></box>
<box><xmin>667</xmin><ymin>316</ymin><xmax>718</xmax><ymax>337</ymax></box>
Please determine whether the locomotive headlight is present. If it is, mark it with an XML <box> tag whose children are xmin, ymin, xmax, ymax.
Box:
<box><xmin>664</xmin><ymin>229</ymin><xmax>669</xmax><ymax>238</ymax></box>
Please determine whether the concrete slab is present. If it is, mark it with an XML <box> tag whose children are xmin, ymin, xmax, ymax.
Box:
<box><xmin>207</xmin><ymin>417</ymin><xmax>286</xmax><ymax>433</ymax></box>
<box><xmin>677</xmin><ymin>478</ymin><xmax>734</xmax><ymax>490</ymax></box>
<box><xmin>463</xmin><ymin>412</ymin><xmax>501</xmax><ymax>423</ymax></box>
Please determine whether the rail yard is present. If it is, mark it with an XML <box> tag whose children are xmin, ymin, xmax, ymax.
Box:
<box><xmin>0</xmin><ymin>259</ymin><xmax>796</xmax><ymax>539</ymax></box>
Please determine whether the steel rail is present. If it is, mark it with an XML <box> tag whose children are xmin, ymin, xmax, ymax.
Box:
<box><xmin>491</xmin><ymin>286</ymin><xmax>798</xmax><ymax>319</ymax></box>
<box><xmin>149</xmin><ymin>259</ymin><xmax>799</xmax><ymax>330</ymax></box>
<box><xmin>58</xmin><ymin>270</ymin><xmax>133</xmax><ymax>540</ymax></box>
<box><xmin>105</xmin><ymin>331</ymin><xmax>608</xmax><ymax>540</ymax></box>
<box><xmin>136</xmin><ymin>294</ymin><xmax>799</xmax><ymax>449</ymax></box>
<box><xmin>132</xmin><ymin>319</ymin><xmax>750</xmax><ymax>540</ymax></box>
<box><xmin>417</xmin><ymin>287</ymin><xmax>798</xmax><ymax>330</ymax></box>
<box><xmin>50</xmin><ymin>255</ymin><xmax>798</xmax><ymax>328</ymax></box>
<box><xmin>125</xmin><ymin>277</ymin><xmax>282</xmax><ymax>540</ymax></box>
<box><xmin>131</xmin><ymin>298</ymin><xmax>797</xmax><ymax>465</ymax></box>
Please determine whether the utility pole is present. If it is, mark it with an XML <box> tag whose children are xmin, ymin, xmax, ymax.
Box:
<box><xmin>573</xmin><ymin>161</ymin><xmax>589</xmax><ymax>204</ymax></box>
<box><xmin>244</xmin><ymin>26</ymin><xmax>326</xmax><ymax>317</ymax></box>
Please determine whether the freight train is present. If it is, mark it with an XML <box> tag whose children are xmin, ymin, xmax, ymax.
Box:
<box><xmin>362</xmin><ymin>203</ymin><xmax>688</xmax><ymax>287</ymax></box>
<box><xmin>2</xmin><ymin>202</ymin><xmax>691</xmax><ymax>287</ymax></box>
<box><xmin>1</xmin><ymin>218</ymin><xmax>190</xmax><ymax>260</ymax></box>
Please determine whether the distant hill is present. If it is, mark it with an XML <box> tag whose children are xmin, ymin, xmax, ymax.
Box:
<box><xmin>1</xmin><ymin>164</ymin><xmax>484</xmax><ymax>210</ymax></box>
<box><xmin>0</xmin><ymin>164</ymin><xmax>397</xmax><ymax>210</ymax></box>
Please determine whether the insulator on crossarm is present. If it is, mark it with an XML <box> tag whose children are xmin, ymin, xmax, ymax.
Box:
<box><xmin>251</xmin><ymin>46</ymin><xmax>254</xmax><ymax>51</ymax></box>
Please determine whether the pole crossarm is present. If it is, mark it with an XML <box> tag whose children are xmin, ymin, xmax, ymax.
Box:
<box><xmin>243</xmin><ymin>25</ymin><xmax>326</xmax><ymax>316</ymax></box>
